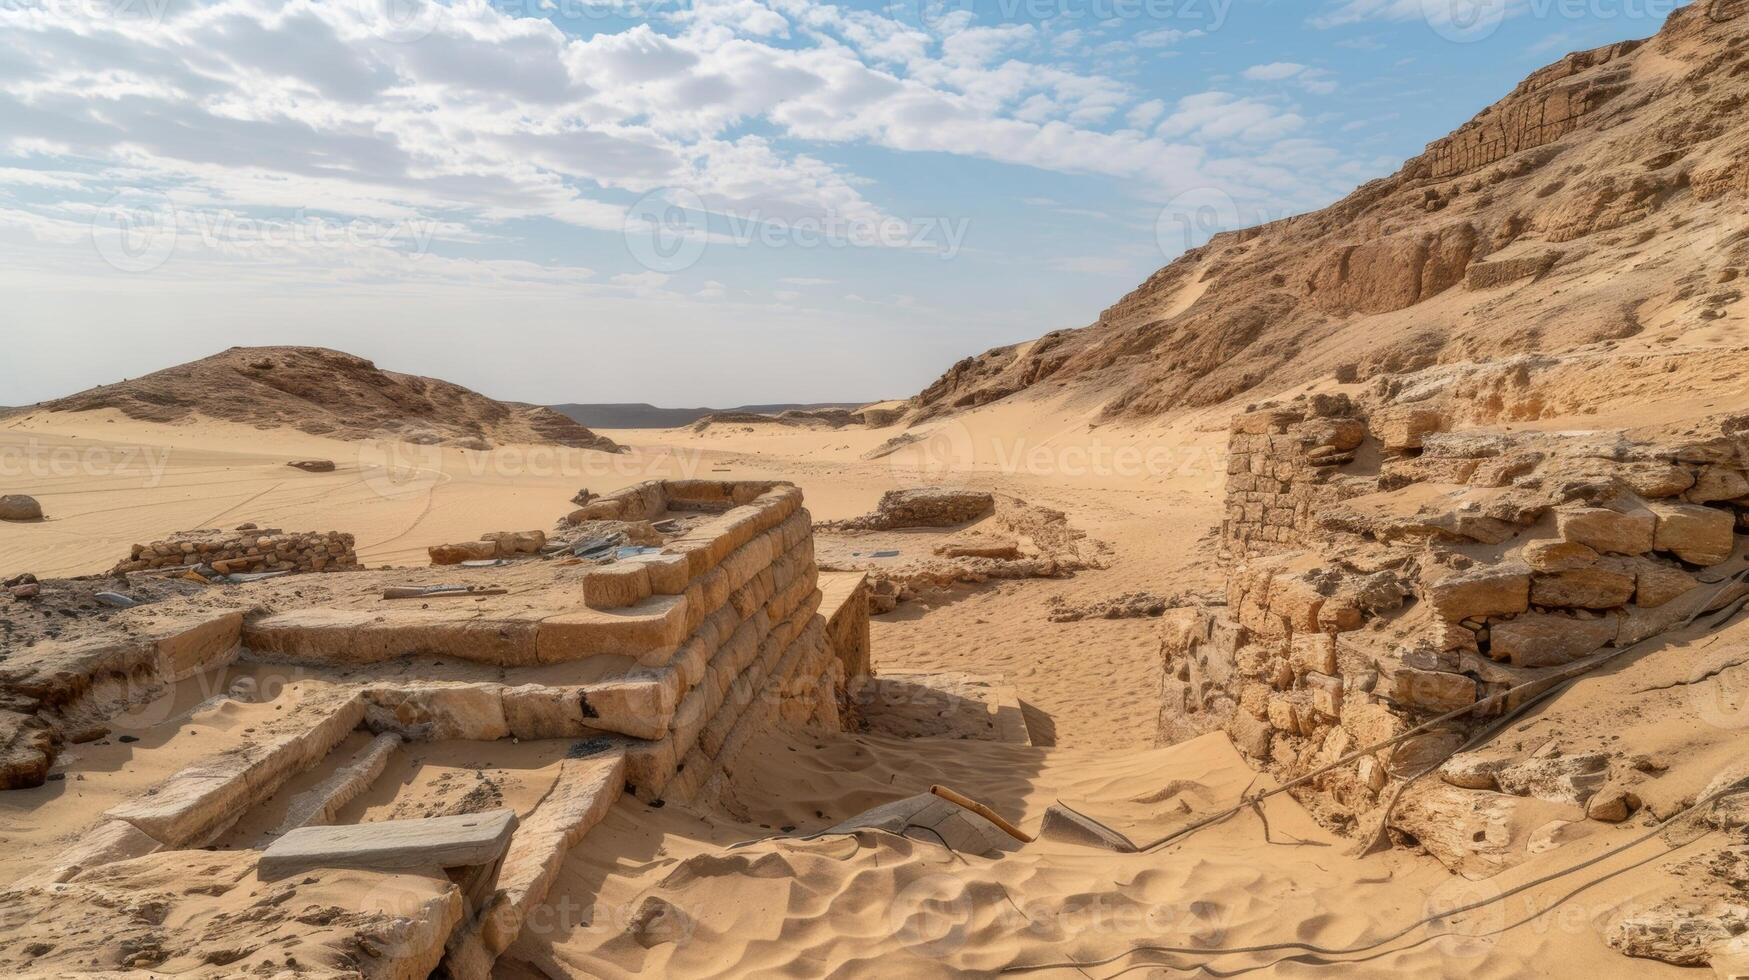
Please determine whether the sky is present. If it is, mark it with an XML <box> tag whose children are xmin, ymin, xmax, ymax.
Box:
<box><xmin>0</xmin><ymin>0</ymin><xmax>1691</xmax><ymax>409</ymax></box>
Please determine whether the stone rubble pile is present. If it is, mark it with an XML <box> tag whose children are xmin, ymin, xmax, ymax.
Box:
<box><xmin>113</xmin><ymin>528</ymin><xmax>362</xmax><ymax>576</ymax></box>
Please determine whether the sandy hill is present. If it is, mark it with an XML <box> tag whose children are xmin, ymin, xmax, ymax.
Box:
<box><xmin>911</xmin><ymin>4</ymin><xmax>1749</xmax><ymax>422</ymax></box>
<box><xmin>29</xmin><ymin>346</ymin><xmax>621</xmax><ymax>452</ymax></box>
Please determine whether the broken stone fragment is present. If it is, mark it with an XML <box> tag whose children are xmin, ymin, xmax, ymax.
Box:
<box><xmin>1494</xmin><ymin>752</ymin><xmax>1608</xmax><ymax>806</ymax></box>
<box><xmin>1585</xmin><ymin>785</ymin><xmax>1639</xmax><ymax>822</ymax></box>
<box><xmin>1439</xmin><ymin>751</ymin><xmax>1514</xmax><ymax>791</ymax></box>
<box><xmin>286</xmin><ymin>459</ymin><xmax>336</xmax><ymax>473</ymax></box>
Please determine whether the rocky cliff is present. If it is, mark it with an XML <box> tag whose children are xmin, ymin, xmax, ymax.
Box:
<box><xmin>910</xmin><ymin>4</ymin><xmax>1749</xmax><ymax>421</ymax></box>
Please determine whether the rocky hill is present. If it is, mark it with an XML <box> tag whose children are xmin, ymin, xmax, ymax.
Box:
<box><xmin>911</xmin><ymin>4</ymin><xmax>1749</xmax><ymax>421</ymax></box>
<box><xmin>30</xmin><ymin>346</ymin><xmax>621</xmax><ymax>452</ymax></box>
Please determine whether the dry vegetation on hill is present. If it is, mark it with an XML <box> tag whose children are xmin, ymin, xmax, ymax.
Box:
<box><xmin>912</xmin><ymin>4</ymin><xmax>1749</xmax><ymax>422</ymax></box>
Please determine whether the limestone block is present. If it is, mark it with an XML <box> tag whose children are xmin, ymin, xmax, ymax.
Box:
<box><xmin>1426</xmin><ymin>561</ymin><xmax>1531</xmax><ymax>622</ymax></box>
<box><xmin>155</xmin><ymin>612</ymin><xmax>245</xmax><ymax>681</ymax></box>
<box><xmin>482</xmin><ymin>530</ymin><xmax>546</xmax><ymax>555</ymax></box>
<box><xmin>629</xmin><ymin>553</ymin><xmax>691</xmax><ymax>595</ymax></box>
<box><xmin>1371</xmin><ymin>407</ymin><xmax>1445</xmax><ymax>450</ymax></box>
<box><xmin>1289</xmin><ymin>633</ymin><xmax>1337</xmax><ymax>676</ymax></box>
<box><xmin>429</xmin><ymin>540</ymin><xmax>499</xmax><ymax>565</ymax></box>
<box><xmin>479</xmin><ymin>752</ymin><xmax>624</xmax><ymax>954</ymax></box>
<box><xmin>1440</xmin><ymin>752</ymin><xmax>1514</xmax><ymax>790</ymax></box>
<box><xmin>582</xmin><ymin>563</ymin><xmax>653</xmax><ymax>610</ymax></box>
<box><xmin>365</xmin><ymin>683</ymin><xmax>510</xmax><ymax>741</ymax></box>
<box><xmin>1557</xmin><ymin>505</ymin><xmax>1655</xmax><ymax>555</ymax></box>
<box><xmin>501</xmin><ymin>685</ymin><xmax>591</xmax><ymax>739</ymax></box>
<box><xmin>1522</xmin><ymin>540</ymin><xmax>1599</xmax><ymax>573</ymax></box>
<box><xmin>1530</xmin><ymin>563</ymin><xmax>1635</xmax><ymax>609</ymax></box>
<box><xmin>244</xmin><ymin>609</ymin><xmax>543</xmax><ymax>667</ymax></box>
<box><xmin>1226</xmin><ymin>710</ymin><xmax>1273</xmax><ymax>759</ymax></box>
<box><xmin>1634</xmin><ymin>560</ymin><xmax>1700</xmax><ymax>608</ymax></box>
<box><xmin>1390</xmin><ymin>782</ymin><xmax>1528</xmax><ymax>880</ymax></box>
<box><xmin>18</xmin><ymin>818</ymin><xmax>165</xmax><ymax>887</ymax></box>
<box><xmin>536</xmin><ymin>594</ymin><xmax>691</xmax><ymax>665</ymax></box>
<box><xmin>1388</xmin><ymin>667</ymin><xmax>1477</xmax><ymax>714</ymax></box>
<box><xmin>624</xmin><ymin>737</ymin><xmax>678</xmax><ymax>801</ymax></box>
<box><xmin>1687</xmin><ymin>465</ymin><xmax>1749</xmax><ymax>504</ymax></box>
<box><xmin>106</xmin><ymin>765</ymin><xmax>253</xmax><ymax>847</ymax></box>
<box><xmin>1649</xmin><ymin>502</ymin><xmax>1736</xmax><ymax>566</ymax></box>
<box><xmin>1267</xmin><ymin>575</ymin><xmax>1325</xmax><ymax>633</ymax></box>
<box><xmin>259</xmin><ymin>809</ymin><xmax>517</xmax><ymax>881</ymax></box>
<box><xmin>582</xmin><ymin>672</ymin><xmax>681</xmax><ymax>741</ymax></box>
<box><xmin>1489</xmin><ymin>612</ymin><xmax>1616</xmax><ymax>668</ymax></box>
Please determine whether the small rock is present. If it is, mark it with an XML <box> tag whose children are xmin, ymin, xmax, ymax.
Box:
<box><xmin>0</xmin><ymin>495</ymin><xmax>43</xmax><ymax>522</ymax></box>
<box><xmin>1586</xmin><ymin>785</ymin><xmax>1640</xmax><ymax>823</ymax></box>
<box><xmin>286</xmin><ymin>459</ymin><xmax>336</xmax><ymax>473</ymax></box>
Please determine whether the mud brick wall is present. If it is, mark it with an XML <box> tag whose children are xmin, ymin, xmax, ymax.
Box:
<box><xmin>114</xmin><ymin>529</ymin><xmax>360</xmax><ymax>576</ymax></box>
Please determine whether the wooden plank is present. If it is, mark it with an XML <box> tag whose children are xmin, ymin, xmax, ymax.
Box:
<box><xmin>258</xmin><ymin>809</ymin><xmax>517</xmax><ymax>881</ymax></box>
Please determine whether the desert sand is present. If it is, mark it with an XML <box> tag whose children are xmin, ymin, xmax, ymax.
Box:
<box><xmin>1</xmin><ymin>387</ymin><xmax>1734</xmax><ymax>977</ymax></box>
<box><xmin>5</xmin><ymin>6</ymin><xmax>1749</xmax><ymax>977</ymax></box>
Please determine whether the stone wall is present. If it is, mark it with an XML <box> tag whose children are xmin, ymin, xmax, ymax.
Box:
<box><xmin>824</xmin><ymin>488</ymin><xmax>996</xmax><ymax>531</ymax></box>
<box><xmin>1221</xmin><ymin>395</ymin><xmax>1366</xmax><ymax>560</ymax></box>
<box><xmin>114</xmin><ymin>528</ymin><xmax>361</xmax><ymax>576</ymax></box>
<box><xmin>1169</xmin><ymin>388</ymin><xmax>1749</xmax><ymax>835</ymax></box>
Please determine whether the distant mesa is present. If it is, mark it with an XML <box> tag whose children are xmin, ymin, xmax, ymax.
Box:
<box><xmin>31</xmin><ymin>346</ymin><xmax>622</xmax><ymax>453</ymax></box>
<box><xmin>553</xmin><ymin>401</ymin><xmax>868</xmax><ymax>429</ymax></box>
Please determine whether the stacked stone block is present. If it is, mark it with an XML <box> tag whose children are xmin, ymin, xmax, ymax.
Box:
<box><xmin>115</xmin><ymin>529</ymin><xmax>361</xmax><ymax>576</ymax></box>
<box><xmin>1222</xmin><ymin>396</ymin><xmax>1366</xmax><ymax>559</ymax></box>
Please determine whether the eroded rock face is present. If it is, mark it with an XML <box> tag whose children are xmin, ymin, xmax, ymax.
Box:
<box><xmin>1494</xmin><ymin>753</ymin><xmax>1608</xmax><ymax>806</ymax></box>
<box><xmin>1607</xmin><ymin>903</ymin><xmax>1749</xmax><ymax>967</ymax></box>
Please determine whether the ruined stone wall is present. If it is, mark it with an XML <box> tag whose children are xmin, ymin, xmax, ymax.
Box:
<box><xmin>114</xmin><ymin>529</ymin><xmax>361</xmax><ymax>576</ymax></box>
<box><xmin>1221</xmin><ymin>397</ymin><xmax>1365</xmax><ymax>560</ymax></box>
<box><xmin>1169</xmin><ymin>389</ymin><xmax>1749</xmax><ymax>835</ymax></box>
<box><xmin>567</xmin><ymin>480</ymin><xmax>861</xmax><ymax>805</ymax></box>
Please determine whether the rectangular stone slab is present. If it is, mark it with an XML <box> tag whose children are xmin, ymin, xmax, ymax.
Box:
<box><xmin>259</xmin><ymin>809</ymin><xmax>517</xmax><ymax>881</ymax></box>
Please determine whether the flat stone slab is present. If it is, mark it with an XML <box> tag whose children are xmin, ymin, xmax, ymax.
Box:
<box><xmin>259</xmin><ymin>808</ymin><xmax>517</xmax><ymax>881</ymax></box>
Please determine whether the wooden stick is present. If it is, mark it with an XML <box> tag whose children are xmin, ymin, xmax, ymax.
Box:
<box><xmin>930</xmin><ymin>784</ymin><xmax>1034</xmax><ymax>843</ymax></box>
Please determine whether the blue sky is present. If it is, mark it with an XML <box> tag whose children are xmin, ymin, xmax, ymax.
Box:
<box><xmin>0</xmin><ymin>0</ymin><xmax>1688</xmax><ymax>408</ymax></box>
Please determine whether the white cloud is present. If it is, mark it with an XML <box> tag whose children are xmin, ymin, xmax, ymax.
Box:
<box><xmin>1242</xmin><ymin>62</ymin><xmax>1308</xmax><ymax>81</ymax></box>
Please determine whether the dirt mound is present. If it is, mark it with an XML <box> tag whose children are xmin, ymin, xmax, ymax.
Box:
<box><xmin>909</xmin><ymin>5</ymin><xmax>1749</xmax><ymax>421</ymax></box>
<box><xmin>33</xmin><ymin>346</ymin><xmax>621</xmax><ymax>452</ymax></box>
